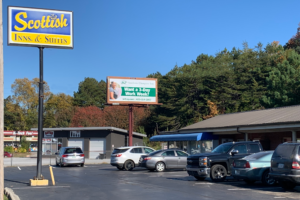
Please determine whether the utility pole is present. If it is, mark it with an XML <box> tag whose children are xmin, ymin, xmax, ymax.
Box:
<box><xmin>0</xmin><ymin>0</ymin><xmax>4</xmax><ymax>198</ymax></box>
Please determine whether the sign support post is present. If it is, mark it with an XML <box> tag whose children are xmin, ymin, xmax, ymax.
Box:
<box><xmin>36</xmin><ymin>47</ymin><xmax>44</xmax><ymax>180</ymax></box>
<box><xmin>128</xmin><ymin>105</ymin><xmax>133</xmax><ymax>146</ymax></box>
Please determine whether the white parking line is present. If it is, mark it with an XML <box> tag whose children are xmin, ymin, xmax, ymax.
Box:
<box><xmin>12</xmin><ymin>186</ymin><xmax>70</xmax><ymax>189</ymax></box>
<box><xmin>274</xmin><ymin>197</ymin><xmax>286</xmax><ymax>199</ymax></box>
<box><xmin>195</xmin><ymin>183</ymin><xmax>214</xmax><ymax>185</ymax></box>
<box><xmin>228</xmin><ymin>189</ymin><xmax>251</xmax><ymax>191</ymax></box>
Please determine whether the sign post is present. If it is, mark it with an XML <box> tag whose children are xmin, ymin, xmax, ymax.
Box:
<box><xmin>37</xmin><ymin>47</ymin><xmax>44</xmax><ymax>180</ymax></box>
<box><xmin>7</xmin><ymin>6</ymin><xmax>73</xmax><ymax>185</ymax></box>
<box><xmin>106</xmin><ymin>77</ymin><xmax>161</xmax><ymax>146</ymax></box>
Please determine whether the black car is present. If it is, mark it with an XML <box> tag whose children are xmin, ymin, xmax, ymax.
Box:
<box><xmin>186</xmin><ymin>141</ymin><xmax>263</xmax><ymax>181</ymax></box>
<box><xmin>269</xmin><ymin>142</ymin><xmax>300</xmax><ymax>190</ymax></box>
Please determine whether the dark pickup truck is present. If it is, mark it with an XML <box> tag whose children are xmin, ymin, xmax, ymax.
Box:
<box><xmin>186</xmin><ymin>141</ymin><xmax>263</xmax><ymax>181</ymax></box>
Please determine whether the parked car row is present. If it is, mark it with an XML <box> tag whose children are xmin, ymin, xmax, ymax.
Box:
<box><xmin>110</xmin><ymin>141</ymin><xmax>300</xmax><ymax>190</ymax></box>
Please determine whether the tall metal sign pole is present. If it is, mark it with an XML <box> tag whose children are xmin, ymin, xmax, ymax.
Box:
<box><xmin>0</xmin><ymin>0</ymin><xmax>4</xmax><ymax>197</ymax></box>
<box><xmin>36</xmin><ymin>47</ymin><xmax>44</xmax><ymax>179</ymax></box>
<box><xmin>128</xmin><ymin>105</ymin><xmax>133</xmax><ymax>146</ymax></box>
<box><xmin>7</xmin><ymin>7</ymin><xmax>73</xmax><ymax>184</ymax></box>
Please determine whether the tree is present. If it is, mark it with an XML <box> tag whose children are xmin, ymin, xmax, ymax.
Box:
<box><xmin>261</xmin><ymin>49</ymin><xmax>300</xmax><ymax>107</ymax></box>
<box><xmin>4</xmin><ymin>96</ymin><xmax>25</xmax><ymax>130</ymax></box>
<box><xmin>20</xmin><ymin>136</ymin><xmax>30</xmax><ymax>151</ymax></box>
<box><xmin>73</xmin><ymin>78</ymin><xmax>107</xmax><ymax>108</ymax></box>
<box><xmin>284</xmin><ymin>23</ymin><xmax>300</xmax><ymax>53</ymax></box>
<box><xmin>70</xmin><ymin>106</ymin><xmax>105</xmax><ymax>127</ymax></box>
<box><xmin>11</xmin><ymin>78</ymin><xmax>51</xmax><ymax>130</ymax></box>
<box><xmin>44</xmin><ymin>93</ymin><xmax>74</xmax><ymax>127</ymax></box>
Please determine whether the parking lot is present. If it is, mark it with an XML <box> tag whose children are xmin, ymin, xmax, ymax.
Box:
<box><xmin>4</xmin><ymin>164</ymin><xmax>300</xmax><ymax>200</ymax></box>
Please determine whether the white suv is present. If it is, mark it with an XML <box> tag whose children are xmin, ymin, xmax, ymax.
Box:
<box><xmin>110</xmin><ymin>146</ymin><xmax>155</xmax><ymax>171</ymax></box>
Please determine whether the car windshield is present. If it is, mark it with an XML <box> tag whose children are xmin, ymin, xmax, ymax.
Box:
<box><xmin>112</xmin><ymin>148</ymin><xmax>129</xmax><ymax>154</ymax></box>
<box><xmin>64</xmin><ymin>148</ymin><xmax>83</xmax><ymax>154</ymax></box>
<box><xmin>273</xmin><ymin>144</ymin><xmax>296</xmax><ymax>158</ymax></box>
<box><xmin>211</xmin><ymin>144</ymin><xmax>233</xmax><ymax>153</ymax></box>
<box><xmin>149</xmin><ymin>150</ymin><xmax>163</xmax><ymax>156</ymax></box>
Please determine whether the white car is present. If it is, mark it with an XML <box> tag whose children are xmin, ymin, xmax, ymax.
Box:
<box><xmin>110</xmin><ymin>146</ymin><xmax>155</xmax><ymax>171</ymax></box>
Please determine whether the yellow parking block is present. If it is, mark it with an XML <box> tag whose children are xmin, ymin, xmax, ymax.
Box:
<box><xmin>29</xmin><ymin>179</ymin><xmax>49</xmax><ymax>186</ymax></box>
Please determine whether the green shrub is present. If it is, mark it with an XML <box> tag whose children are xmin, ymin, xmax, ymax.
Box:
<box><xmin>17</xmin><ymin>147</ymin><xmax>27</xmax><ymax>153</ymax></box>
<box><xmin>4</xmin><ymin>146</ymin><xmax>13</xmax><ymax>153</ymax></box>
<box><xmin>20</xmin><ymin>136</ymin><xmax>30</xmax><ymax>151</ymax></box>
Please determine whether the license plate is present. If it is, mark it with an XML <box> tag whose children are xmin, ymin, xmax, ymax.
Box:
<box><xmin>278</xmin><ymin>163</ymin><xmax>284</xmax><ymax>168</ymax></box>
<box><xmin>235</xmin><ymin>170</ymin><xmax>240</xmax><ymax>175</ymax></box>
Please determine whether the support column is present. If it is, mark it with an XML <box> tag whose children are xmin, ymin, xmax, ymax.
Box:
<box><xmin>36</xmin><ymin>47</ymin><xmax>44</xmax><ymax>180</ymax></box>
<box><xmin>128</xmin><ymin>105</ymin><xmax>133</xmax><ymax>146</ymax></box>
<box><xmin>292</xmin><ymin>131</ymin><xmax>297</xmax><ymax>142</ymax></box>
<box><xmin>167</xmin><ymin>141</ymin><xmax>170</xmax><ymax>149</ymax></box>
<box><xmin>244</xmin><ymin>133</ymin><xmax>248</xmax><ymax>141</ymax></box>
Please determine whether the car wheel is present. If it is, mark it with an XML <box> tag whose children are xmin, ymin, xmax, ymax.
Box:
<box><xmin>80</xmin><ymin>163</ymin><xmax>84</xmax><ymax>167</ymax></box>
<box><xmin>117</xmin><ymin>166</ymin><xmax>124</xmax><ymax>170</ymax></box>
<box><xmin>262</xmin><ymin>169</ymin><xmax>275</xmax><ymax>186</ymax></box>
<box><xmin>124</xmin><ymin>160</ymin><xmax>134</xmax><ymax>171</ymax></box>
<box><xmin>210</xmin><ymin>164</ymin><xmax>227</xmax><ymax>182</ymax></box>
<box><xmin>155</xmin><ymin>162</ymin><xmax>165</xmax><ymax>172</ymax></box>
<box><xmin>194</xmin><ymin>176</ymin><xmax>206</xmax><ymax>181</ymax></box>
<box><xmin>60</xmin><ymin>160</ymin><xmax>64</xmax><ymax>167</ymax></box>
<box><xmin>280</xmin><ymin>181</ymin><xmax>296</xmax><ymax>190</ymax></box>
<box><xmin>244</xmin><ymin>180</ymin><xmax>256</xmax><ymax>184</ymax></box>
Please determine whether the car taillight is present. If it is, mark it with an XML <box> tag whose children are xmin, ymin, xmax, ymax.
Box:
<box><xmin>144</xmin><ymin>157</ymin><xmax>151</xmax><ymax>160</ymax></box>
<box><xmin>116</xmin><ymin>154</ymin><xmax>122</xmax><ymax>157</ymax></box>
<box><xmin>80</xmin><ymin>154</ymin><xmax>84</xmax><ymax>157</ymax></box>
<box><xmin>62</xmin><ymin>154</ymin><xmax>68</xmax><ymax>158</ymax></box>
<box><xmin>292</xmin><ymin>162</ymin><xmax>300</xmax><ymax>169</ymax></box>
<box><xmin>244</xmin><ymin>161</ymin><xmax>250</xmax><ymax>168</ymax></box>
<box><xmin>232</xmin><ymin>161</ymin><xmax>236</xmax><ymax>167</ymax></box>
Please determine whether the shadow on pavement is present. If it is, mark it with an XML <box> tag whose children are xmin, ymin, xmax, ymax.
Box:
<box><xmin>4</xmin><ymin>179</ymin><xmax>29</xmax><ymax>186</ymax></box>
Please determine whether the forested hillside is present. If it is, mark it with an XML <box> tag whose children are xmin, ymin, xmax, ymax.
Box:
<box><xmin>5</xmin><ymin>26</ymin><xmax>300</xmax><ymax>136</ymax></box>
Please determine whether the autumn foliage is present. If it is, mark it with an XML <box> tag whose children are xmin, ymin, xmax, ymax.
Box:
<box><xmin>70</xmin><ymin>106</ymin><xmax>149</xmax><ymax>131</ymax></box>
<box><xmin>70</xmin><ymin>106</ymin><xmax>105</xmax><ymax>127</ymax></box>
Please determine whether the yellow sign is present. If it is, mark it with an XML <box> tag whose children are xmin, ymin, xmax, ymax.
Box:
<box><xmin>8</xmin><ymin>7</ymin><xmax>73</xmax><ymax>49</ymax></box>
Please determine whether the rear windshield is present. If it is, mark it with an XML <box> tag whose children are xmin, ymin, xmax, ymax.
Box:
<box><xmin>243</xmin><ymin>151</ymin><xmax>273</xmax><ymax>160</ymax></box>
<box><xmin>149</xmin><ymin>150</ymin><xmax>163</xmax><ymax>156</ymax></box>
<box><xmin>273</xmin><ymin>144</ymin><xmax>297</xmax><ymax>158</ymax></box>
<box><xmin>212</xmin><ymin>144</ymin><xmax>233</xmax><ymax>153</ymax></box>
<box><xmin>64</xmin><ymin>148</ymin><xmax>83</xmax><ymax>154</ymax></box>
<box><xmin>112</xmin><ymin>148</ymin><xmax>129</xmax><ymax>154</ymax></box>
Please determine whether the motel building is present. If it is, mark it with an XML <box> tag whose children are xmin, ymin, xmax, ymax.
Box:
<box><xmin>150</xmin><ymin>105</ymin><xmax>300</xmax><ymax>155</ymax></box>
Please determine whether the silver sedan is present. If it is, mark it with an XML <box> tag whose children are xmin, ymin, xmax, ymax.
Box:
<box><xmin>139</xmin><ymin>149</ymin><xmax>189</xmax><ymax>172</ymax></box>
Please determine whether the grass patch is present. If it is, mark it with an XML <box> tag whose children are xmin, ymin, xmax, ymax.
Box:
<box><xmin>4</xmin><ymin>194</ymin><xmax>8</xmax><ymax>200</ymax></box>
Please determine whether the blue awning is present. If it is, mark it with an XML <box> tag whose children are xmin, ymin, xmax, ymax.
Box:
<box><xmin>150</xmin><ymin>133</ymin><xmax>218</xmax><ymax>142</ymax></box>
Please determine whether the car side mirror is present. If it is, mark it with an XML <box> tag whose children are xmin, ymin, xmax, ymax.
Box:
<box><xmin>231</xmin><ymin>150</ymin><xmax>239</xmax><ymax>156</ymax></box>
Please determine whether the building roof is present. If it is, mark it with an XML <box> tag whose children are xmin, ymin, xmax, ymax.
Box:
<box><xmin>30</xmin><ymin>127</ymin><xmax>147</xmax><ymax>137</ymax></box>
<box><xmin>180</xmin><ymin>105</ymin><xmax>300</xmax><ymax>132</ymax></box>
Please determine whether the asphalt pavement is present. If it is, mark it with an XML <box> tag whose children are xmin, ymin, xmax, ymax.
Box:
<box><xmin>4</xmin><ymin>164</ymin><xmax>300</xmax><ymax>200</ymax></box>
<box><xmin>4</xmin><ymin>157</ymin><xmax>110</xmax><ymax>167</ymax></box>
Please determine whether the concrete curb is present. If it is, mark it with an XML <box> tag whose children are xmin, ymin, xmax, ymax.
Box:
<box><xmin>4</xmin><ymin>187</ymin><xmax>20</xmax><ymax>200</ymax></box>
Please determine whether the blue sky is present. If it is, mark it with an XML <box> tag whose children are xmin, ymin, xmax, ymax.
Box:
<box><xmin>3</xmin><ymin>0</ymin><xmax>300</xmax><ymax>98</ymax></box>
